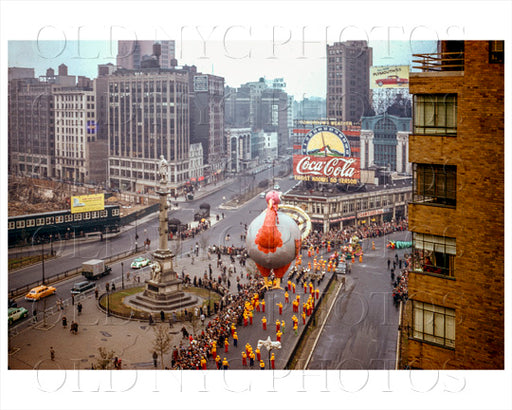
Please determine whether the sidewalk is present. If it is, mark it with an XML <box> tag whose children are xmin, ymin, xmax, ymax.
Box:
<box><xmin>7</xmin><ymin>243</ymin><xmax>337</xmax><ymax>370</ymax></box>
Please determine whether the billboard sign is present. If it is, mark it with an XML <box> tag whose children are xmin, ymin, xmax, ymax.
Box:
<box><xmin>293</xmin><ymin>125</ymin><xmax>360</xmax><ymax>184</ymax></box>
<box><xmin>71</xmin><ymin>193</ymin><xmax>105</xmax><ymax>214</ymax></box>
<box><xmin>193</xmin><ymin>75</ymin><xmax>209</xmax><ymax>92</ymax></box>
<box><xmin>370</xmin><ymin>65</ymin><xmax>409</xmax><ymax>89</ymax></box>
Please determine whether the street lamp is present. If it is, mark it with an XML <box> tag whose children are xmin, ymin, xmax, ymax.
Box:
<box><xmin>121</xmin><ymin>262</ymin><xmax>125</xmax><ymax>290</ymax></box>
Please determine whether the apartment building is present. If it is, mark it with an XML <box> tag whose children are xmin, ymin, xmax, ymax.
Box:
<box><xmin>400</xmin><ymin>41</ymin><xmax>504</xmax><ymax>369</ymax></box>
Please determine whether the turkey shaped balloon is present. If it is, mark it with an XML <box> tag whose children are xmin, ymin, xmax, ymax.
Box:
<box><xmin>246</xmin><ymin>190</ymin><xmax>311</xmax><ymax>289</ymax></box>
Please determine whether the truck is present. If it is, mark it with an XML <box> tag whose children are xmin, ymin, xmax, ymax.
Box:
<box><xmin>82</xmin><ymin>259</ymin><xmax>112</xmax><ymax>280</ymax></box>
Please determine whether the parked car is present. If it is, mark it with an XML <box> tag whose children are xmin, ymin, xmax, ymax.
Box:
<box><xmin>131</xmin><ymin>256</ymin><xmax>151</xmax><ymax>269</ymax></box>
<box><xmin>259</xmin><ymin>192</ymin><xmax>266</xmax><ymax>199</ymax></box>
<box><xmin>8</xmin><ymin>307</ymin><xmax>28</xmax><ymax>325</ymax></box>
<box><xmin>273</xmin><ymin>184</ymin><xmax>281</xmax><ymax>191</ymax></box>
<box><xmin>71</xmin><ymin>281</ymin><xmax>95</xmax><ymax>295</ymax></box>
<box><xmin>25</xmin><ymin>285</ymin><xmax>56</xmax><ymax>301</ymax></box>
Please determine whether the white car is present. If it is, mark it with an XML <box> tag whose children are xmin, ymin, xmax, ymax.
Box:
<box><xmin>273</xmin><ymin>184</ymin><xmax>280</xmax><ymax>191</ymax></box>
<box><xmin>9</xmin><ymin>307</ymin><xmax>28</xmax><ymax>325</ymax></box>
<box><xmin>131</xmin><ymin>257</ymin><xmax>151</xmax><ymax>269</ymax></box>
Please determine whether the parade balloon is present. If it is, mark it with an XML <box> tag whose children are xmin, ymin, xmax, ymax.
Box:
<box><xmin>246</xmin><ymin>191</ymin><xmax>302</xmax><ymax>289</ymax></box>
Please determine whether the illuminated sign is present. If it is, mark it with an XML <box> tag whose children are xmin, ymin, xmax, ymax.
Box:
<box><xmin>293</xmin><ymin>126</ymin><xmax>360</xmax><ymax>184</ymax></box>
<box><xmin>71</xmin><ymin>193</ymin><xmax>105</xmax><ymax>214</ymax></box>
<box><xmin>370</xmin><ymin>65</ymin><xmax>409</xmax><ymax>89</ymax></box>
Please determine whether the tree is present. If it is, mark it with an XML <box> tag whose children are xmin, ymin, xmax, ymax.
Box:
<box><xmin>95</xmin><ymin>347</ymin><xmax>116</xmax><ymax>370</ymax></box>
<box><xmin>151</xmin><ymin>324</ymin><xmax>171</xmax><ymax>369</ymax></box>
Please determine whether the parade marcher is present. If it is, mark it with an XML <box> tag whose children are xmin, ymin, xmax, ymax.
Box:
<box><xmin>260</xmin><ymin>360</ymin><xmax>265</xmax><ymax>370</ymax></box>
<box><xmin>270</xmin><ymin>353</ymin><xmax>275</xmax><ymax>370</ymax></box>
<box><xmin>233</xmin><ymin>332</ymin><xmax>238</xmax><ymax>348</ymax></box>
<box><xmin>224</xmin><ymin>338</ymin><xmax>229</xmax><ymax>353</ymax></box>
<box><xmin>284</xmin><ymin>291</ymin><xmax>289</xmax><ymax>303</ymax></box>
<box><xmin>276</xmin><ymin>330</ymin><xmax>282</xmax><ymax>342</ymax></box>
<box><xmin>262</xmin><ymin>316</ymin><xmax>267</xmax><ymax>331</ymax></box>
<box><xmin>215</xmin><ymin>355</ymin><xmax>221</xmax><ymax>369</ymax></box>
<box><xmin>261</xmin><ymin>299</ymin><xmax>266</xmax><ymax>312</ymax></box>
<box><xmin>242</xmin><ymin>351</ymin><xmax>248</xmax><ymax>366</ymax></box>
<box><xmin>277</xmin><ymin>302</ymin><xmax>283</xmax><ymax>315</ymax></box>
<box><xmin>256</xmin><ymin>347</ymin><xmax>261</xmax><ymax>362</ymax></box>
<box><xmin>249</xmin><ymin>352</ymin><xmax>255</xmax><ymax>367</ymax></box>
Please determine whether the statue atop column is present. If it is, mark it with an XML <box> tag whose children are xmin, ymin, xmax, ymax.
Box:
<box><xmin>158</xmin><ymin>155</ymin><xmax>169</xmax><ymax>185</ymax></box>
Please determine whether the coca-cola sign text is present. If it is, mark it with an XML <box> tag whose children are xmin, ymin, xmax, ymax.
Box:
<box><xmin>293</xmin><ymin>155</ymin><xmax>360</xmax><ymax>184</ymax></box>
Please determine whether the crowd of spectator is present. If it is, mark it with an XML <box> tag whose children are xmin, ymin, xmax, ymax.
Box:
<box><xmin>303</xmin><ymin>219</ymin><xmax>408</xmax><ymax>249</ymax></box>
<box><xmin>169</xmin><ymin>279</ymin><xmax>265</xmax><ymax>370</ymax></box>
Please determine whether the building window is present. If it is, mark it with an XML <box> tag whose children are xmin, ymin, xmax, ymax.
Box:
<box><xmin>489</xmin><ymin>41</ymin><xmax>504</xmax><ymax>63</ymax></box>
<box><xmin>413</xmin><ymin>94</ymin><xmax>457</xmax><ymax>136</ymax></box>
<box><xmin>412</xmin><ymin>233</ymin><xmax>456</xmax><ymax>277</ymax></box>
<box><xmin>413</xmin><ymin>163</ymin><xmax>456</xmax><ymax>206</ymax></box>
<box><xmin>412</xmin><ymin>301</ymin><xmax>455</xmax><ymax>348</ymax></box>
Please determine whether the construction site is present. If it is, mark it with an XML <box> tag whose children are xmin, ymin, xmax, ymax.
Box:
<box><xmin>8</xmin><ymin>176</ymin><xmax>155</xmax><ymax>218</ymax></box>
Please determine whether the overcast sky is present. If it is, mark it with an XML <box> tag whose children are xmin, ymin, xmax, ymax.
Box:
<box><xmin>8</xmin><ymin>39</ymin><xmax>437</xmax><ymax>99</ymax></box>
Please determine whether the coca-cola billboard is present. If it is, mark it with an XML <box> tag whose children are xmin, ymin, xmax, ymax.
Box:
<box><xmin>293</xmin><ymin>155</ymin><xmax>360</xmax><ymax>184</ymax></box>
<box><xmin>293</xmin><ymin>125</ymin><xmax>361</xmax><ymax>184</ymax></box>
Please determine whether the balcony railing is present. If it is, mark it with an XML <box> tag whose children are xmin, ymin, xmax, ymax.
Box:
<box><xmin>412</xmin><ymin>52</ymin><xmax>464</xmax><ymax>72</ymax></box>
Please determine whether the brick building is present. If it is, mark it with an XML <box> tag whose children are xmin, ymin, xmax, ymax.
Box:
<box><xmin>400</xmin><ymin>41</ymin><xmax>504</xmax><ymax>369</ymax></box>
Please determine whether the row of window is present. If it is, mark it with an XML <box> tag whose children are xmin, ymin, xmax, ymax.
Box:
<box><xmin>8</xmin><ymin>208</ymin><xmax>118</xmax><ymax>230</ymax></box>
<box><xmin>289</xmin><ymin>192</ymin><xmax>409</xmax><ymax>216</ymax></box>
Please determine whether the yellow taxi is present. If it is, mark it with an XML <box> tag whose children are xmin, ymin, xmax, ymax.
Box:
<box><xmin>25</xmin><ymin>285</ymin><xmax>57</xmax><ymax>301</ymax></box>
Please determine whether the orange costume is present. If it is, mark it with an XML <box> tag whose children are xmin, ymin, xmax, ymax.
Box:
<box><xmin>262</xmin><ymin>316</ymin><xmax>267</xmax><ymax>330</ymax></box>
<box><xmin>277</xmin><ymin>302</ymin><xmax>283</xmax><ymax>315</ymax></box>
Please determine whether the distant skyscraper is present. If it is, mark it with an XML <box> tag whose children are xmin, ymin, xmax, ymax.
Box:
<box><xmin>326</xmin><ymin>41</ymin><xmax>372</xmax><ymax>123</ymax></box>
<box><xmin>117</xmin><ymin>40</ymin><xmax>176</xmax><ymax>70</ymax></box>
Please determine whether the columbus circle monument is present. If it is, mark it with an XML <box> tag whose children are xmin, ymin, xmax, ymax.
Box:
<box><xmin>125</xmin><ymin>155</ymin><xmax>199</xmax><ymax>313</ymax></box>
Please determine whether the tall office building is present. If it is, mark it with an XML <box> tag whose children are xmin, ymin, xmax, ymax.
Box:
<box><xmin>188</xmin><ymin>71</ymin><xmax>225</xmax><ymax>179</ymax></box>
<box><xmin>53</xmin><ymin>86</ymin><xmax>99</xmax><ymax>184</ymax></box>
<box><xmin>400</xmin><ymin>41</ymin><xmax>504</xmax><ymax>369</ymax></box>
<box><xmin>117</xmin><ymin>40</ymin><xmax>176</xmax><ymax>70</ymax></box>
<box><xmin>107</xmin><ymin>66</ymin><xmax>190</xmax><ymax>195</ymax></box>
<box><xmin>326</xmin><ymin>41</ymin><xmax>372</xmax><ymax>124</ymax></box>
<box><xmin>8</xmin><ymin>70</ymin><xmax>54</xmax><ymax>178</ymax></box>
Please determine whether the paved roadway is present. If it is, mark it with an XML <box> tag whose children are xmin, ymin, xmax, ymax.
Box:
<box><xmin>305</xmin><ymin>230</ymin><xmax>412</xmax><ymax>370</ymax></box>
<box><xmin>8</xmin><ymin>163</ymin><xmax>295</xmax><ymax>322</ymax></box>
